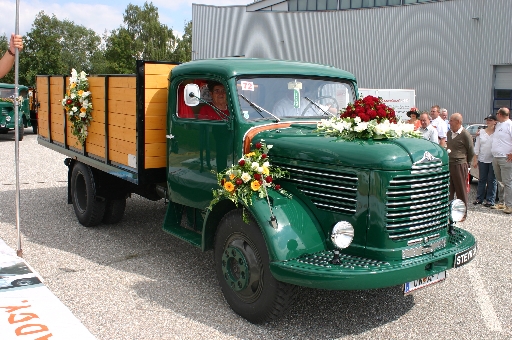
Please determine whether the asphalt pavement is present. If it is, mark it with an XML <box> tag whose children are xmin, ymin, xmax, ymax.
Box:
<box><xmin>1</xmin><ymin>130</ymin><xmax>511</xmax><ymax>339</ymax></box>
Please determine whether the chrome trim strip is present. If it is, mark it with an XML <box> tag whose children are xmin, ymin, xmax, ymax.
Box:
<box><xmin>280</xmin><ymin>165</ymin><xmax>357</xmax><ymax>182</ymax></box>
<box><xmin>301</xmin><ymin>189</ymin><xmax>357</xmax><ymax>202</ymax></box>
<box><xmin>402</xmin><ymin>238</ymin><xmax>446</xmax><ymax>259</ymax></box>
<box><xmin>313</xmin><ymin>202</ymin><xmax>356</xmax><ymax>213</ymax></box>
<box><xmin>290</xmin><ymin>178</ymin><xmax>357</xmax><ymax>191</ymax></box>
<box><xmin>389</xmin><ymin>226</ymin><xmax>445</xmax><ymax>239</ymax></box>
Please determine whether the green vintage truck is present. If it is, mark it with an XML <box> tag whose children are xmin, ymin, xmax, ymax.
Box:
<box><xmin>37</xmin><ymin>59</ymin><xmax>476</xmax><ymax>323</ymax></box>
<box><xmin>0</xmin><ymin>83</ymin><xmax>36</xmax><ymax>140</ymax></box>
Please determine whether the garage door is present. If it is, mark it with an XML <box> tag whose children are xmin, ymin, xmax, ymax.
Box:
<box><xmin>494</xmin><ymin>65</ymin><xmax>512</xmax><ymax>111</ymax></box>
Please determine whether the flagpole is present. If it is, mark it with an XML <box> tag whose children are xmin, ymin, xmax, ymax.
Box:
<box><xmin>14</xmin><ymin>0</ymin><xmax>22</xmax><ymax>258</ymax></box>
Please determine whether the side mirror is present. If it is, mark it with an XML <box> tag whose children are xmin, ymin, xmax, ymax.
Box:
<box><xmin>184</xmin><ymin>84</ymin><xmax>200</xmax><ymax>106</ymax></box>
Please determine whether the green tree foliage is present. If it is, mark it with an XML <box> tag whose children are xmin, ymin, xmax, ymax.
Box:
<box><xmin>174</xmin><ymin>21</ymin><xmax>192</xmax><ymax>63</ymax></box>
<box><xmin>19</xmin><ymin>11</ymin><xmax>101</xmax><ymax>86</ymax></box>
<box><xmin>104</xmin><ymin>2</ymin><xmax>178</xmax><ymax>73</ymax></box>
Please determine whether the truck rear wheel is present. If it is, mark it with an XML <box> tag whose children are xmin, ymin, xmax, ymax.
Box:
<box><xmin>71</xmin><ymin>162</ymin><xmax>106</xmax><ymax>227</ymax></box>
<box><xmin>102</xmin><ymin>198</ymin><xmax>126</xmax><ymax>224</ymax></box>
<box><xmin>214</xmin><ymin>209</ymin><xmax>297</xmax><ymax>323</ymax></box>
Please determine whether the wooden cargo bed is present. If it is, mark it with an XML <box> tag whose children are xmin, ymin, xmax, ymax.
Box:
<box><xmin>36</xmin><ymin>61</ymin><xmax>177</xmax><ymax>185</ymax></box>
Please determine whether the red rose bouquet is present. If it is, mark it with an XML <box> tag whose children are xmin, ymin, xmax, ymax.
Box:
<box><xmin>317</xmin><ymin>95</ymin><xmax>421</xmax><ymax>140</ymax></box>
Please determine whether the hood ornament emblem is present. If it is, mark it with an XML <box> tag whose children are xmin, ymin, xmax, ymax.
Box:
<box><xmin>415</xmin><ymin>151</ymin><xmax>440</xmax><ymax>164</ymax></box>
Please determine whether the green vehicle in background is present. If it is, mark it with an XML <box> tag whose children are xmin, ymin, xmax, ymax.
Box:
<box><xmin>0</xmin><ymin>83</ymin><xmax>36</xmax><ymax>140</ymax></box>
<box><xmin>37</xmin><ymin>59</ymin><xmax>477</xmax><ymax>323</ymax></box>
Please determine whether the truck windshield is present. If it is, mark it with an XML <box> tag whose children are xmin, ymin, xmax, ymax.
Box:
<box><xmin>236</xmin><ymin>77</ymin><xmax>355</xmax><ymax>121</ymax></box>
<box><xmin>0</xmin><ymin>88</ymin><xmax>16</xmax><ymax>98</ymax></box>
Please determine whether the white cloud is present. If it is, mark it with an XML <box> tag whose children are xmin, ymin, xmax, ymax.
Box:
<box><xmin>0</xmin><ymin>1</ymin><xmax>123</xmax><ymax>37</ymax></box>
<box><xmin>0</xmin><ymin>0</ymin><xmax>250</xmax><ymax>38</ymax></box>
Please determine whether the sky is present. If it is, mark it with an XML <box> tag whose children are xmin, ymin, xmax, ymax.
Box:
<box><xmin>0</xmin><ymin>0</ymin><xmax>250</xmax><ymax>39</ymax></box>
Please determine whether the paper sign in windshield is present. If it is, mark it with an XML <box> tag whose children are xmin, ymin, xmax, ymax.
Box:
<box><xmin>240</xmin><ymin>81</ymin><xmax>254</xmax><ymax>91</ymax></box>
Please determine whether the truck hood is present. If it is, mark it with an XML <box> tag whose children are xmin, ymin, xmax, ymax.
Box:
<box><xmin>253</xmin><ymin>124</ymin><xmax>447</xmax><ymax>170</ymax></box>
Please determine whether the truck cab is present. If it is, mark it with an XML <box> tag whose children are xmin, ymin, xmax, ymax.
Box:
<box><xmin>0</xmin><ymin>83</ymin><xmax>32</xmax><ymax>140</ymax></box>
<box><xmin>164</xmin><ymin>59</ymin><xmax>476</xmax><ymax>323</ymax></box>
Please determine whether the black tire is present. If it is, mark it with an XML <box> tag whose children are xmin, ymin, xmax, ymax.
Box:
<box><xmin>17</xmin><ymin>125</ymin><xmax>24</xmax><ymax>141</ymax></box>
<box><xmin>71</xmin><ymin>162</ymin><xmax>106</xmax><ymax>227</ymax></box>
<box><xmin>102</xmin><ymin>198</ymin><xmax>126</xmax><ymax>224</ymax></box>
<box><xmin>32</xmin><ymin>123</ymin><xmax>38</xmax><ymax>134</ymax></box>
<box><xmin>214</xmin><ymin>209</ymin><xmax>297</xmax><ymax>323</ymax></box>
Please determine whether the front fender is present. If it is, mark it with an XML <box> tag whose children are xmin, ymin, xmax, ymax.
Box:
<box><xmin>245</xmin><ymin>190</ymin><xmax>327</xmax><ymax>262</ymax></box>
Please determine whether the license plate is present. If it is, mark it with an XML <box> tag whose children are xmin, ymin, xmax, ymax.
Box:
<box><xmin>403</xmin><ymin>271</ymin><xmax>446</xmax><ymax>294</ymax></box>
<box><xmin>454</xmin><ymin>243</ymin><xmax>477</xmax><ymax>268</ymax></box>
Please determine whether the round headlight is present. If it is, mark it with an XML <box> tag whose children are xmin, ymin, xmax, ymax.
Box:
<box><xmin>450</xmin><ymin>199</ymin><xmax>466</xmax><ymax>222</ymax></box>
<box><xmin>331</xmin><ymin>221</ymin><xmax>354</xmax><ymax>249</ymax></box>
<box><xmin>5</xmin><ymin>116</ymin><xmax>11</xmax><ymax>122</ymax></box>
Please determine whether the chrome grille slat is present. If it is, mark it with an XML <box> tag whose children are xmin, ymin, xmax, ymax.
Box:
<box><xmin>386</xmin><ymin>162</ymin><xmax>449</xmax><ymax>241</ymax></box>
<box><xmin>290</xmin><ymin>178</ymin><xmax>357</xmax><ymax>191</ymax></box>
<box><xmin>301</xmin><ymin>189</ymin><xmax>357</xmax><ymax>202</ymax></box>
<box><xmin>387</xmin><ymin>188</ymin><xmax>447</xmax><ymax>196</ymax></box>
<box><xmin>275</xmin><ymin>163</ymin><xmax>358</xmax><ymax>213</ymax></box>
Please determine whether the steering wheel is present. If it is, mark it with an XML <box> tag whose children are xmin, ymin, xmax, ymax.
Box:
<box><xmin>301</xmin><ymin>96</ymin><xmax>339</xmax><ymax>116</ymax></box>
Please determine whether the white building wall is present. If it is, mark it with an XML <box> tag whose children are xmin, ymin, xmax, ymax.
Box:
<box><xmin>192</xmin><ymin>0</ymin><xmax>512</xmax><ymax>123</ymax></box>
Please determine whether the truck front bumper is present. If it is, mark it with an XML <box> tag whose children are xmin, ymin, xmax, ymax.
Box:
<box><xmin>269</xmin><ymin>227</ymin><xmax>476</xmax><ymax>290</ymax></box>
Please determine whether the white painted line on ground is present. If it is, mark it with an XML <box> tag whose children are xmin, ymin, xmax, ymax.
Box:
<box><xmin>466</xmin><ymin>265</ymin><xmax>503</xmax><ymax>332</ymax></box>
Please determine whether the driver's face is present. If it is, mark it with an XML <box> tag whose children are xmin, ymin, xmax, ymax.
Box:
<box><xmin>211</xmin><ymin>85</ymin><xmax>227</xmax><ymax>106</ymax></box>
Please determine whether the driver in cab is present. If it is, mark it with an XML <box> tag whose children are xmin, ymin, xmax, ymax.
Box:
<box><xmin>199</xmin><ymin>81</ymin><xmax>230</xmax><ymax>120</ymax></box>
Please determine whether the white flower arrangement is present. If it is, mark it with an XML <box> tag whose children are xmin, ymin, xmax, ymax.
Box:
<box><xmin>62</xmin><ymin>69</ymin><xmax>93</xmax><ymax>146</ymax></box>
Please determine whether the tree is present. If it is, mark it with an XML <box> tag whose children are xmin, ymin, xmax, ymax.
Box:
<box><xmin>104</xmin><ymin>2</ymin><xmax>178</xmax><ymax>73</ymax></box>
<box><xmin>18</xmin><ymin>11</ymin><xmax>101</xmax><ymax>86</ymax></box>
<box><xmin>174</xmin><ymin>21</ymin><xmax>192</xmax><ymax>63</ymax></box>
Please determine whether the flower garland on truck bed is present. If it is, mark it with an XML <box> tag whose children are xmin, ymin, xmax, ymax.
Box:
<box><xmin>317</xmin><ymin>95</ymin><xmax>422</xmax><ymax>140</ymax></box>
<box><xmin>62</xmin><ymin>69</ymin><xmax>93</xmax><ymax>146</ymax></box>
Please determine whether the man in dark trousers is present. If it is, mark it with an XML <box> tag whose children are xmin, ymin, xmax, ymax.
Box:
<box><xmin>447</xmin><ymin>112</ymin><xmax>475</xmax><ymax>221</ymax></box>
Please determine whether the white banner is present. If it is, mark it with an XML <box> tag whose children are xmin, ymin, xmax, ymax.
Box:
<box><xmin>0</xmin><ymin>241</ymin><xmax>96</xmax><ymax>340</ymax></box>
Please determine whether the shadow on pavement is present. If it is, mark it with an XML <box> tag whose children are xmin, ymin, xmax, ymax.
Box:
<box><xmin>0</xmin><ymin>185</ymin><xmax>414</xmax><ymax>338</ymax></box>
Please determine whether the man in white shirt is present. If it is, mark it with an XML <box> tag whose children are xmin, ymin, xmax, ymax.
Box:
<box><xmin>441</xmin><ymin>108</ymin><xmax>450</xmax><ymax>131</ymax></box>
<box><xmin>418</xmin><ymin>113</ymin><xmax>438</xmax><ymax>143</ymax></box>
<box><xmin>430</xmin><ymin>105</ymin><xmax>447</xmax><ymax>147</ymax></box>
<box><xmin>491</xmin><ymin>107</ymin><xmax>512</xmax><ymax>213</ymax></box>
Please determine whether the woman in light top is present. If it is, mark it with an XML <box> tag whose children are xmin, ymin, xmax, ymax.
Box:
<box><xmin>472</xmin><ymin>113</ymin><xmax>498</xmax><ymax>207</ymax></box>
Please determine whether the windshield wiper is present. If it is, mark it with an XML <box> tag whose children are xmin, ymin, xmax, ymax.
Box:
<box><xmin>239</xmin><ymin>94</ymin><xmax>280</xmax><ymax>123</ymax></box>
<box><xmin>304</xmin><ymin>97</ymin><xmax>336</xmax><ymax>117</ymax></box>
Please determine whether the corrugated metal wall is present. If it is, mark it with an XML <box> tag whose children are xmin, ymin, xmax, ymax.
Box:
<box><xmin>192</xmin><ymin>0</ymin><xmax>512</xmax><ymax>123</ymax></box>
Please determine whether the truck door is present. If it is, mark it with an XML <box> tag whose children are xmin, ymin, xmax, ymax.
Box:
<box><xmin>168</xmin><ymin>78</ymin><xmax>234</xmax><ymax>209</ymax></box>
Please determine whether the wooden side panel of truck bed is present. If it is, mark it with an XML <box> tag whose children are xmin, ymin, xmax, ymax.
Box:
<box><xmin>36</xmin><ymin>62</ymin><xmax>176</xmax><ymax>173</ymax></box>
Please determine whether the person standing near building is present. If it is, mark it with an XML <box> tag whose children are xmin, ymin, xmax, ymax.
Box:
<box><xmin>491</xmin><ymin>107</ymin><xmax>512</xmax><ymax>213</ymax></box>
<box><xmin>472</xmin><ymin>114</ymin><xmax>497</xmax><ymax>207</ymax></box>
<box><xmin>441</xmin><ymin>108</ymin><xmax>450</xmax><ymax>131</ymax></box>
<box><xmin>418</xmin><ymin>112</ymin><xmax>438</xmax><ymax>143</ymax></box>
<box><xmin>447</xmin><ymin>113</ymin><xmax>475</xmax><ymax>221</ymax></box>
<box><xmin>431</xmin><ymin>105</ymin><xmax>447</xmax><ymax>147</ymax></box>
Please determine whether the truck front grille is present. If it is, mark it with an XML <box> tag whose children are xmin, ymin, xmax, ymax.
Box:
<box><xmin>277</xmin><ymin>164</ymin><xmax>358</xmax><ymax>214</ymax></box>
<box><xmin>385</xmin><ymin>160</ymin><xmax>449</xmax><ymax>241</ymax></box>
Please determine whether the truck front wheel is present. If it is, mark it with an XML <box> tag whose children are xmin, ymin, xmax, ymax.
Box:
<box><xmin>214</xmin><ymin>209</ymin><xmax>297</xmax><ymax>323</ymax></box>
<box><xmin>71</xmin><ymin>162</ymin><xmax>106</xmax><ymax>227</ymax></box>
